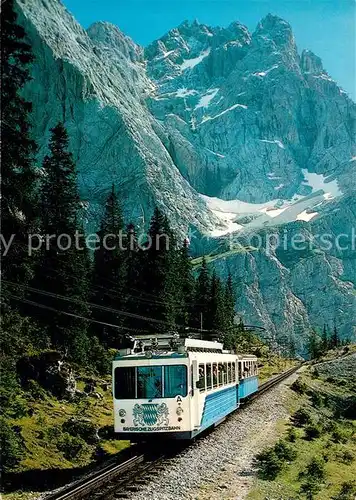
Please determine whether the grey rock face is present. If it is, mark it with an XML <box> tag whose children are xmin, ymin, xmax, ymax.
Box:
<box><xmin>17</xmin><ymin>0</ymin><xmax>219</xmax><ymax>236</ymax></box>
<box><xmin>16</xmin><ymin>0</ymin><xmax>356</xmax><ymax>345</ymax></box>
<box><xmin>146</xmin><ymin>15</ymin><xmax>355</xmax><ymax>201</ymax></box>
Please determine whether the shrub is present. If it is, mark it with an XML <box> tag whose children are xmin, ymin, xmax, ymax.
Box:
<box><xmin>7</xmin><ymin>395</ymin><xmax>29</xmax><ymax>418</ymax></box>
<box><xmin>335</xmin><ymin>481</ymin><xmax>356</xmax><ymax>500</ymax></box>
<box><xmin>310</xmin><ymin>391</ymin><xmax>323</xmax><ymax>408</ymax></box>
<box><xmin>299</xmin><ymin>457</ymin><xmax>326</xmax><ymax>482</ymax></box>
<box><xmin>27</xmin><ymin>379</ymin><xmax>47</xmax><ymax>401</ymax></box>
<box><xmin>88</xmin><ymin>336</ymin><xmax>110</xmax><ymax>375</ymax></box>
<box><xmin>343</xmin><ymin>396</ymin><xmax>356</xmax><ymax>419</ymax></box>
<box><xmin>253</xmin><ymin>448</ymin><xmax>283</xmax><ymax>480</ymax></box>
<box><xmin>291</xmin><ymin>378</ymin><xmax>308</xmax><ymax>394</ymax></box>
<box><xmin>56</xmin><ymin>432</ymin><xmax>87</xmax><ymax>460</ymax></box>
<box><xmin>337</xmin><ymin>450</ymin><xmax>354</xmax><ymax>465</ymax></box>
<box><xmin>0</xmin><ymin>418</ymin><xmax>25</xmax><ymax>472</ymax></box>
<box><xmin>64</xmin><ymin>418</ymin><xmax>99</xmax><ymax>444</ymax></box>
<box><xmin>292</xmin><ymin>407</ymin><xmax>313</xmax><ymax>427</ymax></box>
<box><xmin>300</xmin><ymin>480</ymin><xmax>321</xmax><ymax>499</ymax></box>
<box><xmin>304</xmin><ymin>423</ymin><xmax>322</xmax><ymax>441</ymax></box>
<box><xmin>273</xmin><ymin>440</ymin><xmax>297</xmax><ymax>461</ymax></box>
<box><xmin>287</xmin><ymin>427</ymin><xmax>297</xmax><ymax>443</ymax></box>
<box><xmin>331</xmin><ymin>426</ymin><xmax>349</xmax><ymax>444</ymax></box>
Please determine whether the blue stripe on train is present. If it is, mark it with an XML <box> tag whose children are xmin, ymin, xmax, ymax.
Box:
<box><xmin>199</xmin><ymin>385</ymin><xmax>238</xmax><ymax>431</ymax></box>
<box><xmin>238</xmin><ymin>376</ymin><xmax>259</xmax><ymax>398</ymax></box>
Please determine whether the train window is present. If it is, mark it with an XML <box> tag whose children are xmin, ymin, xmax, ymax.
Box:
<box><xmin>232</xmin><ymin>362</ymin><xmax>236</xmax><ymax>382</ymax></box>
<box><xmin>212</xmin><ymin>363</ymin><xmax>218</xmax><ymax>388</ymax></box>
<box><xmin>114</xmin><ymin>367</ymin><xmax>135</xmax><ymax>399</ymax></box>
<box><xmin>218</xmin><ymin>363</ymin><xmax>223</xmax><ymax>385</ymax></box>
<box><xmin>238</xmin><ymin>361</ymin><xmax>242</xmax><ymax>380</ymax></box>
<box><xmin>227</xmin><ymin>362</ymin><xmax>232</xmax><ymax>383</ymax></box>
<box><xmin>206</xmin><ymin>363</ymin><xmax>212</xmax><ymax>390</ymax></box>
<box><xmin>197</xmin><ymin>364</ymin><xmax>205</xmax><ymax>392</ymax></box>
<box><xmin>224</xmin><ymin>363</ymin><xmax>228</xmax><ymax>384</ymax></box>
<box><xmin>137</xmin><ymin>366</ymin><xmax>163</xmax><ymax>399</ymax></box>
<box><xmin>164</xmin><ymin>365</ymin><xmax>187</xmax><ymax>398</ymax></box>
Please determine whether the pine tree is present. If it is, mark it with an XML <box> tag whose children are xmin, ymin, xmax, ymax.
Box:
<box><xmin>91</xmin><ymin>185</ymin><xmax>126</xmax><ymax>346</ymax></box>
<box><xmin>331</xmin><ymin>325</ymin><xmax>339</xmax><ymax>349</ymax></box>
<box><xmin>141</xmin><ymin>207</ymin><xmax>177</xmax><ymax>332</ymax></box>
<box><xmin>193</xmin><ymin>257</ymin><xmax>211</xmax><ymax>334</ymax></box>
<box><xmin>1</xmin><ymin>0</ymin><xmax>38</xmax><ymax>292</ymax></box>
<box><xmin>321</xmin><ymin>324</ymin><xmax>329</xmax><ymax>353</ymax></box>
<box><xmin>123</xmin><ymin>223</ymin><xmax>143</xmax><ymax>332</ymax></box>
<box><xmin>288</xmin><ymin>335</ymin><xmax>297</xmax><ymax>359</ymax></box>
<box><xmin>33</xmin><ymin>123</ymin><xmax>90</xmax><ymax>361</ymax></box>
<box><xmin>176</xmin><ymin>239</ymin><xmax>195</xmax><ymax>328</ymax></box>
<box><xmin>224</xmin><ymin>273</ymin><xmax>236</xmax><ymax>331</ymax></box>
<box><xmin>307</xmin><ymin>329</ymin><xmax>321</xmax><ymax>360</ymax></box>
<box><xmin>208</xmin><ymin>271</ymin><xmax>225</xmax><ymax>338</ymax></box>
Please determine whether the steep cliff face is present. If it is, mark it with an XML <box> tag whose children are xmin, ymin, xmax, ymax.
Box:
<box><xmin>208</xmin><ymin>195</ymin><xmax>356</xmax><ymax>349</ymax></box>
<box><xmin>16</xmin><ymin>0</ymin><xmax>219</xmax><ymax>235</ymax></box>
<box><xmin>16</xmin><ymin>0</ymin><xmax>356</xmax><ymax>344</ymax></box>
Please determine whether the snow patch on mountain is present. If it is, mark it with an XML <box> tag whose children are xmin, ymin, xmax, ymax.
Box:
<box><xmin>180</xmin><ymin>48</ymin><xmax>211</xmax><ymax>70</ymax></box>
<box><xmin>201</xmin><ymin>103</ymin><xmax>248</xmax><ymax>123</ymax></box>
<box><xmin>260</xmin><ymin>139</ymin><xmax>285</xmax><ymax>149</ymax></box>
<box><xmin>176</xmin><ymin>88</ymin><xmax>198</xmax><ymax>97</ymax></box>
<box><xmin>297</xmin><ymin>210</ymin><xmax>318</xmax><ymax>222</ymax></box>
<box><xmin>302</xmin><ymin>169</ymin><xmax>342</xmax><ymax>198</ymax></box>
<box><xmin>195</xmin><ymin>88</ymin><xmax>219</xmax><ymax>109</ymax></box>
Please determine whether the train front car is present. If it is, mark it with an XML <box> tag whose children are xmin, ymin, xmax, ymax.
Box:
<box><xmin>112</xmin><ymin>336</ymin><xmax>259</xmax><ymax>441</ymax></box>
<box><xmin>113</xmin><ymin>337</ymin><xmax>191</xmax><ymax>440</ymax></box>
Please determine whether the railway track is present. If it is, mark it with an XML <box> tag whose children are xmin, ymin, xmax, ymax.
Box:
<box><xmin>42</xmin><ymin>364</ymin><xmax>301</xmax><ymax>500</ymax></box>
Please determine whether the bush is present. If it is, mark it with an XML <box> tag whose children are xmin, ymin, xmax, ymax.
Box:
<box><xmin>299</xmin><ymin>457</ymin><xmax>326</xmax><ymax>482</ymax></box>
<box><xmin>292</xmin><ymin>407</ymin><xmax>313</xmax><ymax>428</ymax></box>
<box><xmin>56</xmin><ymin>432</ymin><xmax>88</xmax><ymax>460</ymax></box>
<box><xmin>27</xmin><ymin>379</ymin><xmax>47</xmax><ymax>401</ymax></box>
<box><xmin>64</xmin><ymin>417</ymin><xmax>99</xmax><ymax>444</ymax></box>
<box><xmin>291</xmin><ymin>378</ymin><xmax>308</xmax><ymax>394</ymax></box>
<box><xmin>273</xmin><ymin>440</ymin><xmax>297</xmax><ymax>461</ymax></box>
<box><xmin>304</xmin><ymin>423</ymin><xmax>322</xmax><ymax>441</ymax></box>
<box><xmin>0</xmin><ymin>418</ymin><xmax>25</xmax><ymax>472</ymax></box>
<box><xmin>331</xmin><ymin>426</ymin><xmax>349</xmax><ymax>444</ymax></box>
<box><xmin>337</xmin><ymin>450</ymin><xmax>354</xmax><ymax>465</ymax></box>
<box><xmin>88</xmin><ymin>336</ymin><xmax>110</xmax><ymax>375</ymax></box>
<box><xmin>310</xmin><ymin>391</ymin><xmax>323</xmax><ymax>408</ymax></box>
<box><xmin>254</xmin><ymin>448</ymin><xmax>283</xmax><ymax>480</ymax></box>
<box><xmin>335</xmin><ymin>481</ymin><xmax>356</xmax><ymax>500</ymax></box>
<box><xmin>287</xmin><ymin>427</ymin><xmax>297</xmax><ymax>442</ymax></box>
<box><xmin>300</xmin><ymin>480</ymin><xmax>321</xmax><ymax>499</ymax></box>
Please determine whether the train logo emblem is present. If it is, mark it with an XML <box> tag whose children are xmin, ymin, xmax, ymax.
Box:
<box><xmin>133</xmin><ymin>403</ymin><xmax>169</xmax><ymax>426</ymax></box>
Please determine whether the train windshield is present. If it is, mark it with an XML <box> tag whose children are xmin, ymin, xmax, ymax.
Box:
<box><xmin>114</xmin><ymin>365</ymin><xmax>187</xmax><ymax>399</ymax></box>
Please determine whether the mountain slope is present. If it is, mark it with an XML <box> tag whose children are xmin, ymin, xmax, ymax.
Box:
<box><xmin>16</xmin><ymin>0</ymin><xmax>219</xmax><ymax>235</ymax></box>
<box><xmin>15</xmin><ymin>0</ymin><xmax>356</xmax><ymax>345</ymax></box>
<box><xmin>146</xmin><ymin>15</ymin><xmax>355</xmax><ymax>202</ymax></box>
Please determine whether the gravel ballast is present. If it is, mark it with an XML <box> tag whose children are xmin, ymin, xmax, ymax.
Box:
<box><xmin>128</xmin><ymin>371</ymin><xmax>301</xmax><ymax>500</ymax></box>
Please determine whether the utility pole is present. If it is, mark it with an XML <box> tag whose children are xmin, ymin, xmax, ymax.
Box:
<box><xmin>200</xmin><ymin>312</ymin><xmax>203</xmax><ymax>340</ymax></box>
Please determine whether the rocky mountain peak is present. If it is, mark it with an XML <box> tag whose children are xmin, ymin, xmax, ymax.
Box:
<box><xmin>254</xmin><ymin>13</ymin><xmax>296</xmax><ymax>49</ymax></box>
<box><xmin>87</xmin><ymin>21</ymin><xmax>142</xmax><ymax>62</ymax></box>
<box><xmin>300</xmin><ymin>49</ymin><xmax>324</xmax><ymax>74</ymax></box>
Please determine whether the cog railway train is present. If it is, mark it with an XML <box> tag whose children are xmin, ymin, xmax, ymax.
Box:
<box><xmin>113</xmin><ymin>335</ymin><xmax>258</xmax><ymax>440</ymax></box>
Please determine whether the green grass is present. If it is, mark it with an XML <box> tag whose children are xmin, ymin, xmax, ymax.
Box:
<box><xmin>191</xmin><ymin>246</ymin><xmax>257</xmax><ymax>268</ymax></box>
<box><xmin>3</xmin><ymin>374</ymin><xmax>130</xmax><ymax>499</ymax></box>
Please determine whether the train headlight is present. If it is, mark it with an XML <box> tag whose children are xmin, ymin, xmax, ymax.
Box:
<box><xmin>119</xmin><ymin>409</ymin><xmax>126</xmax><ymax>417</ymax></box>
<box><xmin>176</xmin><ymin>407</ymin><xmax>184</xmax><ymax>416</ymax></box>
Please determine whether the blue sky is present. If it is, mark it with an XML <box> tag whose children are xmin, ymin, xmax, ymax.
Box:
<box><xmin>63</xmin><ymin>0</ymin><xmax>355</xmax><ymax>98</ymax></box>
